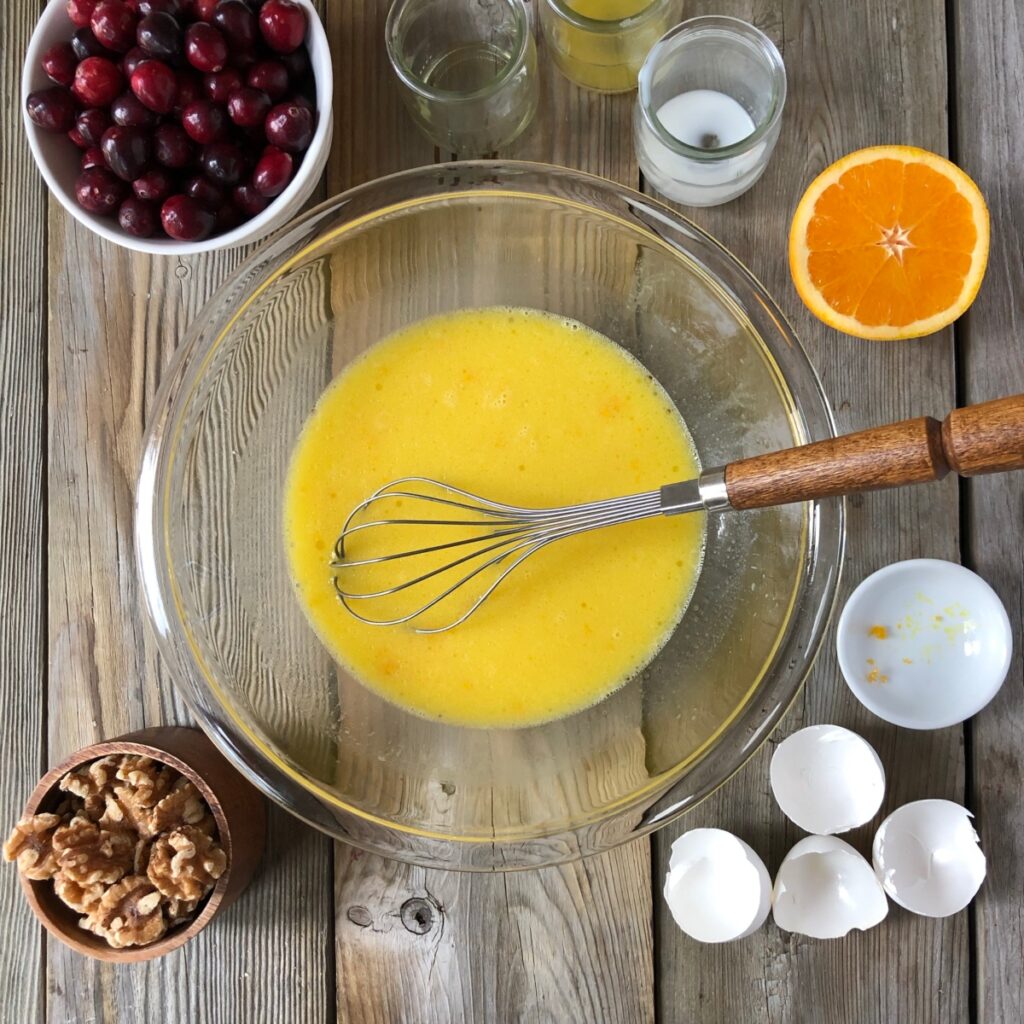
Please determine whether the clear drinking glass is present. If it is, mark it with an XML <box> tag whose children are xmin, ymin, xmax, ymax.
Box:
<box><xmin>540</xmin><ymin>0</ymin><xmax>674</xmax><ymax>93</ymax></box>
<box><xmin>386</xmin><ymin>0</ymin><xmax>538</xmax><ymax>155</ymax></box>
<box><xmin>634</xmin><ymin>17</ymin><xmax>787</xmax><ymax>206</ymax></box>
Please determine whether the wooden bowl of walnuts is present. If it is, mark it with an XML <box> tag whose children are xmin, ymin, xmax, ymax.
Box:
<box><xmin>4</xmin><ymin>727</ymin><xmax>266</xmax><ymax>962</ymax></box>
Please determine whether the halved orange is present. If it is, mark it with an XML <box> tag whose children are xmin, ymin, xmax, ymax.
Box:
<box><xmin>789</xmin><ymin>146</ymin><xmax>989</xmax><ymax>340</ymax></box>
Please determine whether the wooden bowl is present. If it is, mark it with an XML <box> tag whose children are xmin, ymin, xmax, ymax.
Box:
<box><xmin>17</xmin><ymin>727</ymin><xmax>266</xmax><ymax>962</ymax></box>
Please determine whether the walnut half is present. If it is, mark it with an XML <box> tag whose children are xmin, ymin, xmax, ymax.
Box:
<box><xmin>53</xmin><ymin>816</ymin><xmax>134</xmax><ymax>887</ymax></box>
<box><xmin>2</xmin><ymin>814</ymin><xmax>62</xmax><ymax>881</ymax></box>
<box><xmin>147</xmin><ymin>826</ymin><xmax>227</xmax><ymax>903</ymax></box>
<box><xmin>83</xmin><ymin>875</ymin><xmax>167</xmax><ymax>949</ymax></box>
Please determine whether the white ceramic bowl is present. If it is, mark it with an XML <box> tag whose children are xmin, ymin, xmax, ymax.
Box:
<box><xmin>836</xmin><ymin>559</ymin><xmax>1012</xmax><ymax>729</ymax></box>
<box><xmin>22</xmin><ymin>0</ymin><xmax>333</xmax><ymax>255</ymax></box>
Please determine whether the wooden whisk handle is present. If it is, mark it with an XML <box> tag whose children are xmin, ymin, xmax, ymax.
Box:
<box><xmin>723</xmin><ymin>394</ymin><xmax>1024</xmax><ymax>510</ymax></box>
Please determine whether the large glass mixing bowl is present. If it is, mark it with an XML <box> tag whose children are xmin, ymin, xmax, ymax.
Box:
<box><xmin>136</xmin><ymin>162</ymin><xmax>843</xmax><ymax>869</ymax></box>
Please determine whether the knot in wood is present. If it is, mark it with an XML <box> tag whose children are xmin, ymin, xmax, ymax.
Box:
<box><xmin>400</xmin><ymin>897</ymin><xmax>436</xmax><ymax>935</ymax></box>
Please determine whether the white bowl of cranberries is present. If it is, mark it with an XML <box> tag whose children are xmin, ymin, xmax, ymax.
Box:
<box><xmin>22</xmin><ymin>0</ymin><xmax>332</xmax><ymax>254</ymax></box>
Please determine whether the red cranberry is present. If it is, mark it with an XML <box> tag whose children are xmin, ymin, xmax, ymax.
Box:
<box><xmin>81</xmin><ymin>146</ymin><xmax>106</xmax><ymax>170</ymax></box>
<box><xmin>174</xmin><ymin>71</ymin><xmax>203</xmax><ymax>111</ymax></box>
<box><xmin>42</xmin><ymin>43</ymin><xmax>78</xmax><ymax>87</ymax></box>
<box><xmin>122</xmin><ymin>45</ymin><xmax>148</xmax><ymax>76</ymax></box>
<box><xmin>226</xmin><ymin>86</ymin><xmax>269</xmax><ymax>127</ymax></box>
<box><xmin>212</xmin><ymin>0</ymin><xmax>256</xmax><ymax>49</ymax></box>
<box><xmin>203</xmin><ymin>67</ymin><xmax>241</xmax><ymax>103</ymax></box>
<box><xmin>67</xmin><ymin>0</ymin><xmax>99</xmax><ymax>28</ymax></box>
<box><xmin>232</xmin><ymin>181</ymin><xmax>267</xmax><ymax>216</ymax></box>
<box><xmin>68</xmin><ymin>126</ymin><xmax>89</xmax><ymax>148</ymax></box>
<box><xmin>133</xmin><ymin>167</ymin><xmax>174</xmax><ymax>200</ymax></box>
<box><xmin>118</xmin><ymin>196</ymin><xmax>158</xmax><ymax>236</ymax></box>
<box><xmin>183</xmin><ymin>173</ymin><xmax>223</xmax><ymax>208</ymax></box>
<box><xmin>73</xmin><ymin>56</ymin><xmax>123</xmax><ymax>106</ymax></box>
<box><xmin>76</xmin><ymin>107</ymin><xmax>113</xmax><ymax>146</ymax></box>
<box><xmin>111</xmin><ymin>91</ymin><xmax>157</xmax><ymax>127</ymax></box>
<box><xmin>154</xmin><ymin>121</ymin><xmax>194</xmax><ymax>166</ymax></box>
<box><xmin>26</xmin><ymin>87</ymin><xmax>78</xmax><ymax>133</ymax></box>
<box><xmin>130</xmin><ymin>59</ymin><xmax>177</xmax><ymax>112</ymax></box>
<box><xmin>137</xmin><ymin>0</ymin><xmax>181</xmax><ymax>13</ymax></box>
<box><xmin>72</xmin><ymin>27</ymin><xmax>113</xmax><ymax>61</ymax></box>
<box><xmin>185</xmin><ymin>23</ymin><xmax>227</xmax><ymax>72</ymax></box>
<box><xmin>91</xmin><ymin>2</ymin><xmax>138</xmax><ymax>53</ymax></box>
<box><xmin>192</xmin><ymin>0</ymin><xmax>218</xmax><ymax>21</ymax></box>
<box><xmin>279</xmin><ymin>45</ymin><xmax>309</xmax><ymax>82</ymax></box>
<box><xmin>252</xmin><ymin>144</ymin><xmax>292</xmax><ymax>196</ymax></box>
<box><xmin>200</xmin><ymin>140</ymin><xmax>244</xmax><ymax>184</ymax></box>
<box><xmin>264</xmin><ymin>101</ymin><xmax>313</xmax><ymax>152</ymax></box>
<box><xmin>75</xmin><ymin>166</ymin><xmax>127</xmax><ymax>215</ymax></box>
<box><xmin>258</xmin><ymin>0</ymin><xmax>305</xmax><ymax>54</ymax></box>
<box><xmin>162</xmin><ymin>193</ymin><xmax>215</xmax><ymax>239</ymax></box>
<box><xmin>181</xmin><ymin>99</ymin><xmax>227</xmax><ymax>142</ymax></box>
<box><xmin>101</xmin><ymin>124</ymin><xmax>152</xmax><ymax>180</ymax></box>
<box><xmin>137</xmin><ymin>11</ymin><xmax>182</xmax><ymax>59</ymax></box>
<box><xmin>246</xmin><ymin>59</ymin><xmax>288</xmax><ymax>100</ymax></box>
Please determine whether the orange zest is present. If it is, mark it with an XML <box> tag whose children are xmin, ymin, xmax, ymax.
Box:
<box><xmin>789</xmin><ymin>146</ymin><xmax>990</xmax><ymax>340</ymax></box>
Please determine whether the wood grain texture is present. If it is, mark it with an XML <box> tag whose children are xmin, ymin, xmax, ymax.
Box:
<box><xmin>8</xmin><ymin>0</ymin><xmax>1022</xmax><ymax>1020</ymax></box>
<box><xmin>651</xmin><ymin>2</ymin><xmax>968</xmax><ymax>1022</ymax></box>
<box><xmin>943</xmin><ymin>394</ymin><xmax>1024</xmax><ymax>475</ymax></box>
<box><xmin>0</xmin><ymin>1</ymin><xmax>47</xmax><ymax>1021</ymax></box>
<box><xmin>953</xmin><ymin>1</ymin><xmax>1024</xmax><ymax>1021</ymax></box>
<box><xmin>44</xmin><ymin>211</ymin><xmax>333</xmax><ymax>1024</ymax></box>
<box><xmin>724</xmin><ymin>393</ymin><xmax>1024</xmax><ymax>508</ymax></box>
<box><xmin>725</xmin><ymin>415</ymin><xmax>950</xmax><ymax>508</ymax></box>
<box><xmin>330</xmin><ymin>5</ymin><xmax>654</xmax><ymax>1023</ymax></box>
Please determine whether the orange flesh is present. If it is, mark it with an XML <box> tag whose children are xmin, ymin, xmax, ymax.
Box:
<box><xmin>803</xmin><ymin>159</ymin><xmax>979</xmax><ymax>328</ymax></box>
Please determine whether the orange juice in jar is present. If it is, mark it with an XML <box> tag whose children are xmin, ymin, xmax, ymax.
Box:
<box><xmin>540</xmin><ymin>0</ymin><xmax>674</xmax><ymax>93</ymax></box>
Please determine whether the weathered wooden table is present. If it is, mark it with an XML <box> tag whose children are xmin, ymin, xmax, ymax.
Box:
<box><xmin>3</xmin><ymin>0</ymin><xmax>1022</xmax><ymax>1021</ymax></box>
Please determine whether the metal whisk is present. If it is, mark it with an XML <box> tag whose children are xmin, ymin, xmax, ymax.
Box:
<box><xmin>330</xmin><ymin>393</ymin><xmax>1024</xmax><ymax>633</ymax></box>
<box><xmin>330</xmin><ymin>474</ymin><xmax>723</xmax><ymax>633</ymax></box>
<box><xmin>331</xmin><ymin>475</ymin><xmax>716</xmax><ymax>634</ymax></box>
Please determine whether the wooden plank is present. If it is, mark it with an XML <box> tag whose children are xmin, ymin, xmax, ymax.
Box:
<box><xmin>43</xmin><ymin>2</ymin><xmax>335</xmax><ymax>1017</ymax></box>
<box><xmin>953</xmin><ymin>2</ymin><xmax>1024</xmax><ymax>1022</ymax></box>
<box><xmin>330</xmin><ymin>4</ymin><xmax>654</xmax><ymax>1022</ymax></box>
<box><xmin>0</xmin><ymin>1</ymin><xmax>48</xmax><ymax>1020</ymax></box>
<box><xmin>651</xmin><ymin>2</ymin><xmax>968</xmax><ymax>1022</ymax></box>
<box><xmin>44</xmin><ymin>216</ymin><xmax>334</xmax><ymax>1024</ymax></box>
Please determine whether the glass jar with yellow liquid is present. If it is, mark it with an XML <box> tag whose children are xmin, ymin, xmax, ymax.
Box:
<box><xmin>540</xmin><ymin>0</ymin><xmax>675</xmax><ymax>93</ymax></box>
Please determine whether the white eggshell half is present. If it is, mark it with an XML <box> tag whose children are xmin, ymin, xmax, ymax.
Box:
<box><xmin>772</xmin><ymin>834</ymin><xmax>889</xmax><ymax>938</ymax></box>
<box><xmin>770</xmin><ymin>724</ymin><xmax>886</xmax><ymax>835</ymax></box>
<box><xmin>663</xmin><ymin>828</ymin><xmax>772</xmax><ymax>943</ymax></box>
<box><xmin>872</xmin><ymin>799</ymin><xmax>986</xmax><ymax>917</ymax></box>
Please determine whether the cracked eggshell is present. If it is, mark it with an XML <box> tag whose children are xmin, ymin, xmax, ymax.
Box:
<box><xmin>772</xmin><ymin>835</ymin><xmax>889</xmax><ymax>939</ymax></box>
<box><xmin>770</xmin><ymin>724</ymin><xmax>885</xmax><ymax>835</ymax></box>
<box><xmin>872</xmin><ymin>799</ymin><xmax>986</xmax><ymax>917</ymax></box>
<box><xmin>663</xmin><ymin>829</ymin><xmax>772</xmax><ymax>943</ymax></box>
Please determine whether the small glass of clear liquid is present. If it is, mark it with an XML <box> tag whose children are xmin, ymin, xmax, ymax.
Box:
<box><xmin>386</xmin><ymin>0</ymin><xmax>539</xmax><ymax>156</ymax></box>
<box><xmin>633</xmin><ymin>17</ymin><xmax>787</xmax><ymax>207</ymax></box>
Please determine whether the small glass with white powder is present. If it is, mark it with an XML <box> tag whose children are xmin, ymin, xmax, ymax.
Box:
<box><xmin>634</xmin><ymin>17</ymin><xmax>786</xmax><ymax>206</ymax></box>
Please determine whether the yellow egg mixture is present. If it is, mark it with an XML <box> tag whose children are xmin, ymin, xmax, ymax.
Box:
<box><xmin>284</xmin><ymin>307</ymin><xmax>704</xmax><ymax>728</ymax></box>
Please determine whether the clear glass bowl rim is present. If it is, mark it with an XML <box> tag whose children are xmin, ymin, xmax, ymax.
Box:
<box><xmin>135</xmin><ymin>160</ymin><xmax>844</xmax><ymax>870</ymax></box>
